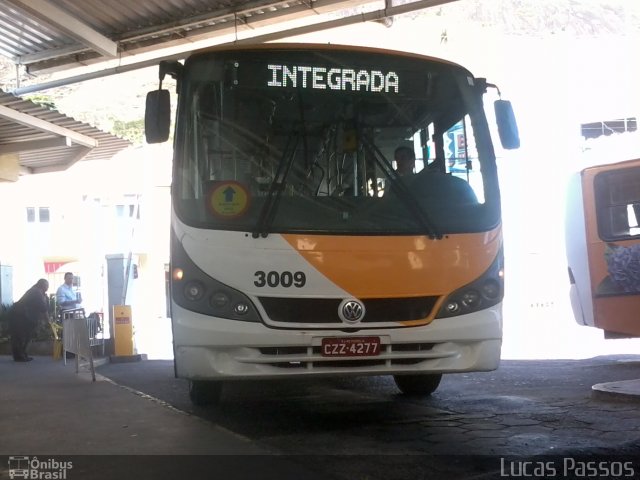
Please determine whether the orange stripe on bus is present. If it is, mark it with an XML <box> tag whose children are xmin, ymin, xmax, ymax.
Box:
<box><xmin>282</xmin><ymin>228</ymin><xmax>501</xmax><ymax>298</ymax></box>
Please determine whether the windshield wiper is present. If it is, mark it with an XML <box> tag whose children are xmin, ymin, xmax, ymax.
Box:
<box><xmin>252</xmin><ymin>134</ymin><xmax>299</xmax><ymax>238</ymax></box>
<box><xmin>362</xmin><ymin>138</ymin><xmax>442</xmax><ymax>239</ymax></box>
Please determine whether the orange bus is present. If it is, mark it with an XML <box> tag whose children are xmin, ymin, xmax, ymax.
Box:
<box><xmin>566</xmin><ymin>156</ymin><xmax>640</xmax><ymax>338</ymax></box>
<box><xmin>145</xmin><ymin>43</ymin><xmax>519</xmax><ymax>404</ymax></box>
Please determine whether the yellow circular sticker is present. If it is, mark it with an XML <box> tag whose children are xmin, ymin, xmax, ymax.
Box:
<box><xmin>206</xmin><ymin>181</ymin><xmax>250</xmax><ymax>219</ymax></box>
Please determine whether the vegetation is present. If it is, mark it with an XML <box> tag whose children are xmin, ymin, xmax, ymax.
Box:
<box><xmin>25</xmin><ymin>93</ymin><xmax>57</xmax><ymax>110</ymax></box>
<box><xmin>111</xmin><ymin>118</ymin><xmax>145</xmax><ymax>145</ymax></box>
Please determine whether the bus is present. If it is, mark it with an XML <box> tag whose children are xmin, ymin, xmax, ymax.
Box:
<box><xmin>145</xmin><ymin>43</ymin><xmax>519</xmax><ymax>404</ymax></box>
<box><xmin>566</xmin><ymin>156</ymin><xmax>640</xmax><ymax>339</ymax></box>
<box><xmin>8</xmin><ymin>456</ymin><xmax>29</xmax><ymax>479</ymax></box>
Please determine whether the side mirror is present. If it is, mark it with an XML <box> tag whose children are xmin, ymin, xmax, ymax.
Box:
<box><xmin>145</xmin><ymin>89</ymin><xmax>171</xmax><ymax>144</ymax></box>
<box><xmin>494</xmin><ymin>99</ymin><xmax>520</xmax><ymax>150</ymax></box>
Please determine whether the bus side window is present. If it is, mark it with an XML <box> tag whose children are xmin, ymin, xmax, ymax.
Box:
<box><xmin>628</xmin><ymin>203</ymin><xmax>640</xmax><ymax>236</ymax></box>
<box><xmin>595</xmin><ymin>168</ymin><xmax>640</xmax><ymax>240</ymax></box>
<box><xmin>441</xmin><ymin>117</ymin><xmax>484</xmax><ymax>203</ymax></box>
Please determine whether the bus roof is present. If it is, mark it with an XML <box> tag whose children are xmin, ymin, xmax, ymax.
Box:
<box><xmin>581</xmin><ymin>156</ymin><xmax>640</xmax><ymax>175</ymax></box>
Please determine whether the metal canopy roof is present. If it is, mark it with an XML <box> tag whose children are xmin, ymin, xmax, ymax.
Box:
<box><xmin>0</xmin><ymin>88</ymin><xmax>131</xmax><ymax>175</ymax></box>
<box><xmin>0</xmin><ymin>0</ymin><xmax>453</xmax><ymax>78</ymax></box>
<box><xmin>0</xmin><ymin>0</ymin><xmax>376</xmax><ymax>75</ymax></box>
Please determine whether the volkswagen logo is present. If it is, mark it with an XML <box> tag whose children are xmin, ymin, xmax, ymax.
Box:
<box><xmin>338</xmin><ymin>298</ymin><xmax>365</xmax><ymax>324</ymax></box>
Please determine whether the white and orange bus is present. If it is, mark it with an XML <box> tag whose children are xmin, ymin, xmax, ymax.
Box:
<box><xmin>145</xmin><ymin>43</ymin><xmax>519</xmax><ymax>404</ymax></box>
<box><xmin>566</xmin><ymin>156</ymin><xmax>640</xmax><ymax>339</ymax></box>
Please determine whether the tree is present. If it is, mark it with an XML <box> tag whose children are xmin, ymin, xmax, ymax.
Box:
<box><xmin>111</xmin><ymin>118</ymin><xmax>145</xmax><ymax>145</ymax></box>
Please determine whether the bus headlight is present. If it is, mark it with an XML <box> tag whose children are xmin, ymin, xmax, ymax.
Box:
<box><xmin>461</xmin><ymin>290</ymin><xmax>481</xmax><ymax>308</ymax></box>
<box><xmin>172</xmin><ymin>268</ymin><xmax>184</xmax><ymax>281</ymax></box>
<box><xmin>481</xmin><ymin>279</ymin><xmax>501</xmax><ymax>300</ymax></box>
<box><xmin>184</xmin><ymin>281</ymin><xmax>205</xmax><ymax>301</ymax></box>
<box><xmin>210</xmin><ymin>292</ymin><xmax>230</xmax><ymax>308</ymax></box>
<box><xmin>171</xmin><ymin>229</ymin><xmax>261</xmax><ymax>322</ymax></box>
<box><xmin>436</xmin><ymin>248</ymin><xmax>504</xmax><ymax>319</ymax></box>
<box><xmin>234</xmin><ymin>302</ymin><xmax>250</xmax><ymax>315</ymax></box>
<box><xmin>444</xmin><ymin>301</ymin><xmax>461</xmax><ymax>315</ymax></box>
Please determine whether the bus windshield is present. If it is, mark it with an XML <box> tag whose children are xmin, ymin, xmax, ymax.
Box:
<box><xmin>173</xmin><ymin>47</ymin><xmax>500</xmax><ymax>235</ymax></box>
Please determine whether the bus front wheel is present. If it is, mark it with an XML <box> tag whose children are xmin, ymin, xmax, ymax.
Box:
<box><xmin>189</xmin><ymin>380</ymin><xmax>223</xmax><ymax>406</ymax></box>
<box><xmin>393</xmin><ymin>373</ymin><xmax>442</xmax><ymax>396</ymax></box>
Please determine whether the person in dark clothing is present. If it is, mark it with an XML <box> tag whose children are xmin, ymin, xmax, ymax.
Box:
<box><xmin>9</xmin><ymin>279</ymin><xmax>49</xmax><ymax>362</ymax></box>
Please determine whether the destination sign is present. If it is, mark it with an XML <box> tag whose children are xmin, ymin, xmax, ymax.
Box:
<box><xmin>266</xmin><ymin>64</ymin><xmax>400</xmax><ymax>93</ymax></box>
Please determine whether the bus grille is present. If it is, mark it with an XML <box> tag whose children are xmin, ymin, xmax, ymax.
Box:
<box><xmin>258</xmin><ymin>296</ymin><xmax>439</xmax><ymax>325</ymax></box>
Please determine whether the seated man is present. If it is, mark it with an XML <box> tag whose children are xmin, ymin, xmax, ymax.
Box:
<box><xmin>386</xmin><ymin>146</ymin><xmax>417</xmax><ymax>197</ymax></box>
<box><xmin>390</xmin><ymin>147</ymin><xmax>478</xmax><ymax>206</ymax></box>
<box><xmin>405</xmin><ymin>167</ymin><xmax>479</xmax><ymax>206</ymax></box>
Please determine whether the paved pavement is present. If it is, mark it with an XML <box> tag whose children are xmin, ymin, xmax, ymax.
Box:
<box><xmin>2</xmin><ymin>352</ymin><xmax>639</xmax><ymax>480</ymax></box>
<box><xmin>94</xmin><ymin>356</ymin><xmax>640</xmax><ymax>452</ymax></box>
<box><xmin>0</xmin><ymin>354</ymin><xmax>330</xmax><ymax>480</ymax></box>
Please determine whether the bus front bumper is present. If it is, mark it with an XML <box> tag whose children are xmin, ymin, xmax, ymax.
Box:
<box><xmin>172</xmin><ymin>303</ymin><xmax>503</xmax><ymax>380</ymax></box>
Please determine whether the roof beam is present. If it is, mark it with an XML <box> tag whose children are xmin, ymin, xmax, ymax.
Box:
<box><xmin>16</xmin><ymin>44</ymin><xmax>89</xmax><ymax>65</ymax></box>
<box><xmin>5</xmin><ymin>0</ymin><xmax>117</xmax><ymax>58</ymax></box>
<box><xmin>0</xmin><ymin>137</ymin><xmax>71</xmax><ymax>154</ymax></box>
<box><xmin>0</xmin><ymin>104</ymin><xmax>97</xmax><ymax>148</ymax></box>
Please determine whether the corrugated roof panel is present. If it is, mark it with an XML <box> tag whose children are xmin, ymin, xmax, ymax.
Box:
<box><xmin>0</xmin><ymin>2</ymin><xmax>76</xmax><ymax>59</ymax></box>
<box><xmin>31</xmin><ymin>0</ymin><xmax>294</xmax><ymax>40</ymax></box>
<box><xmin>0</xmin><ymin>89</ymin><xmax>131</xmax><ymax>175</ymax></box>
<box><xmin>0</xmin><ymin>0</ymin><xmax>370</xmax><ymax>73</ymax></box>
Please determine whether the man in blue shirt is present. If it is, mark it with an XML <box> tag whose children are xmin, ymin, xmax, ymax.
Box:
<box><xmin>56</xmin><ymin>272</ymin><xmax>81</xmax><ymax>312</ymax></box>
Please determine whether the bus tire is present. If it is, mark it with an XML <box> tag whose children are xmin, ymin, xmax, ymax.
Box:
<box><xmin>393</xmin><ymin>373</ymin><xmax>442</xmax><ymax>396</ymax></box>
<box><xmin>189</xmin><ymin>380</ymin><xmax>223</xmax><ymax>406</ymax></box>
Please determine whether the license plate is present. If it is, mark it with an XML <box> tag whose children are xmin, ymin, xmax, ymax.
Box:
<box><xmin>321</xmin><ymin>337</ymin><xmax>381</xmax><ymax>357</ymax></box>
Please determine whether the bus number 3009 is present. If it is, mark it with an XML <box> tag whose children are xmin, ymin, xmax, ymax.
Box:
<box><xmin>254</xmin><ymin>271</ymin><xmax>306</xmax><ymax>288</ymax></box>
